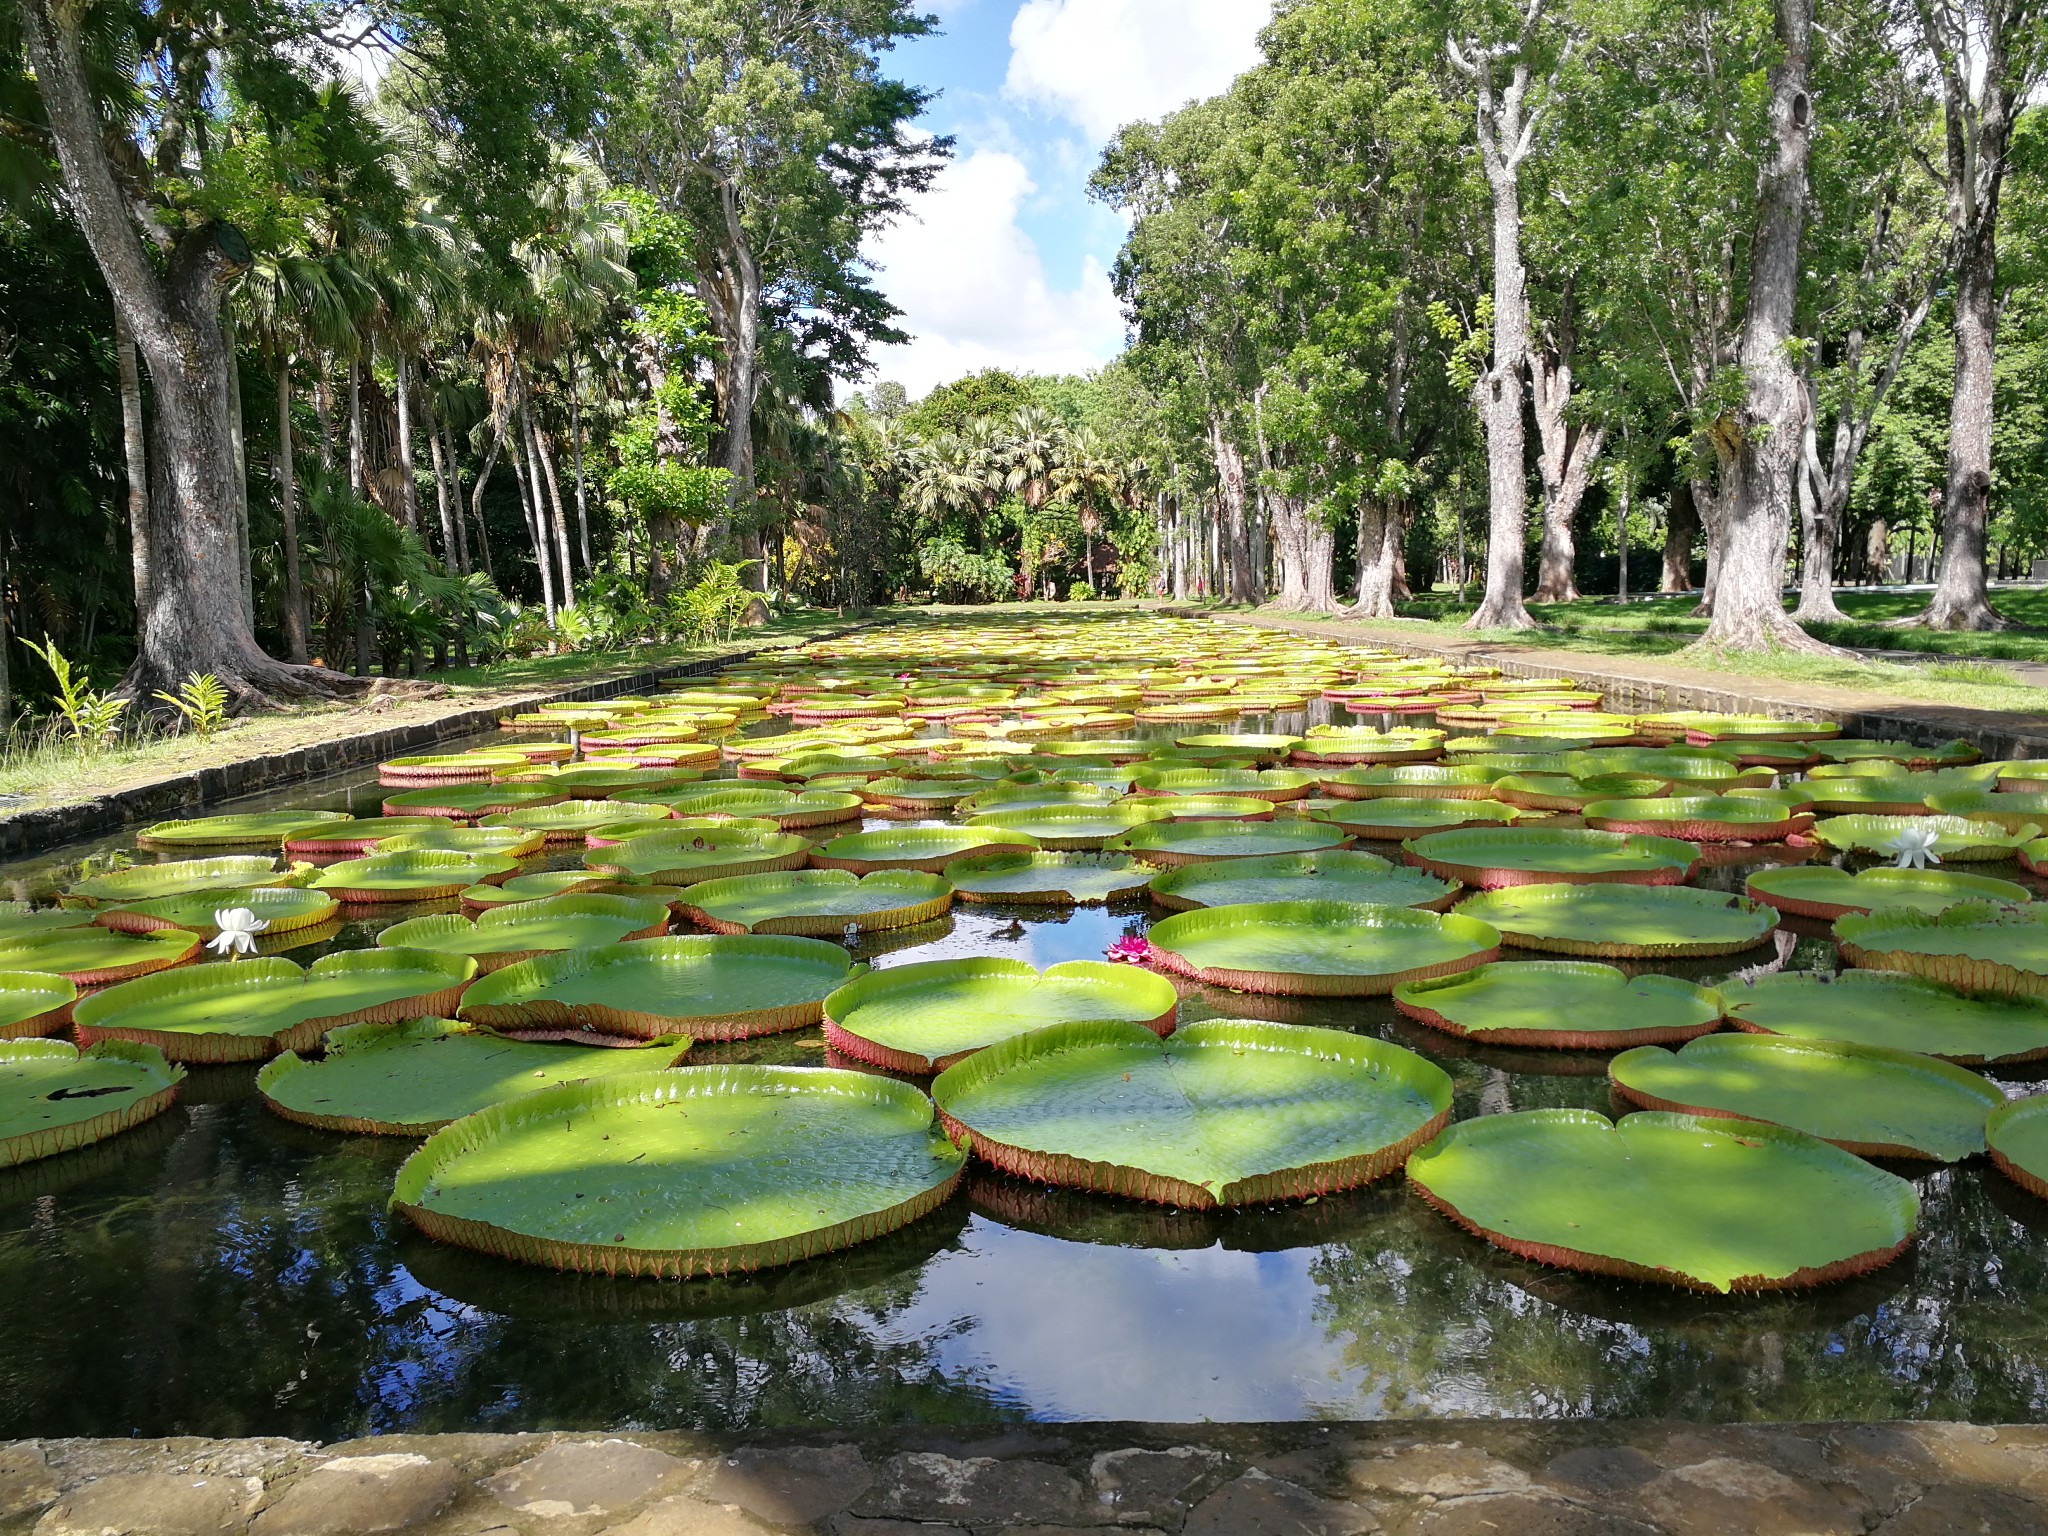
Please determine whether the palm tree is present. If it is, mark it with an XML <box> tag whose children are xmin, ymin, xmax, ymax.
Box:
<box><xmin>1051</xmin><ymin>428</ymin><xmax>1124</xmax><ymax>593</ymax></box>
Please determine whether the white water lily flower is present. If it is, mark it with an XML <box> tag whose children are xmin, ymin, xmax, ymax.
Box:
<box><xmin>207</xmin><ymin>907</ymin><xmax>271</xmax><ymax>958</ymax></box>
<box><xmin>1888</xmin><ymin>825</ymin><xmax>1944</xmax><ymax>870</ymax></box>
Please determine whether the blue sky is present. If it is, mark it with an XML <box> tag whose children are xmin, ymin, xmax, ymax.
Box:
<box><xmin>859</xmin><ymin>0</ymin><xmax>1275</xmax><ymax>399</ymax></box>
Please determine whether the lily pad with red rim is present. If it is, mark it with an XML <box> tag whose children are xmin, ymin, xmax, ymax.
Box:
<box><xmin>381</xmin><ymin>784</ymin><xmax>569</xmax><ymax>820</ymax></box>
<box><xmin>283</xmin><ymin>817</ymin><xmax>457</xmax><ymax>855</ymax></box>
<box><xmin>584</xmin><ymin>828</ymin><xmax>817</xmax><ymax>885</ymax></box>
<box><xmin>1</xmin><ymin>1040</ymin><xmax>184</xmax><ymax>1167</ymax></box>
<box><xmin>1744</xmin><ymin>865</ymin><xmax>2030</xmax><ymax>921</ymax></box>
<box><xmin>1453</xmin><ymin>884</ymin><xmax>1777</xmax><ymax>958</ymax></box>
<box><xmin>1105</xmin><ymin>819</ymin><xmax>1351</xmax><ymax>868</ymax></box>
<box><xmin>929</xmin><ymin>1017</ymin><xmax>1452</xmax><ymax>1209</ymax></box>
<box><xmin>1308</xmin><ymin>798</ymin><xmax>1521</xmax><ymax>841</ymax></box>
<box><xmin>942</xmin><ymin>852</ymin><xmax>1154</xmax><ymax>905</ymax></box>
<box><xmin>1402</xmin><ymin>827</ymin><xmax>1700</xmax><ymax>889</ymax></box>
<box><xmin>1146</xmin><ymin>850</ymin><xmax>1457</xmax><ymax>913</ymax></box>
<box><xmin>375</xmin><ymin>895</ymin><xmax>672</xmax><ymax>970</ymax></box>
<box><xmin>92</xmin><ymin>885</ymin><xmax>340</xmax><ymax>938</ymax></box>
<box><xmin>1718</xmin><ymin>969</ymin><xmax>2048</xmax><ymax>1065</ymax></box>
<box><xmin>1392</xmin><ymin>961</ymin><xmax>1720</xmax><ymax>1049</ymax></box>
<box><xmin>1145</xmin><ymin>900</ymin><xmax>1498</xmax><ymax>996</ymax></box>
<box><xmin>1317</xmin><ymin>765</ymin><xmax>1503</xmax><ymax>801</ymax></box>
<box><xmin>1987</xmin><ymin>1096</ymin><xmax>2048</xmax><ymax>1201</ymax></box>
<box><xmin>0</xmin><ymin>927</ymin><xmax>202</xmax><ymax>986</ymax></box>
<box><xmin>67</xmin><ymin>857</ymin><xmax>290</xmax><ymax>908</ymax></box>
<box><xmin>312</xmin><ymin>850</ymin><xmax>522</xmax><ymax>903</ymax></box>
<box><xmin>674</xmin><ymin>870</ymin><xmax>953</xmax><ymax>935</ymax></box>
<box><xmin>0</xmin><ymin>973</ymin><xmax>80</xmax><ymax>1040</ymax></box>
<box><xmin>136</xmin><ymin>811</ymin><xmax>350</xmax><ymax>850</ymax></box>
<box><xmin>1582</xmin><ymin>796</ymin><xmax>1812</xmax><ymax>843</ymax></box>
<box><xmin>809</xmin><ymin>825</ymin><xmax>1039</xmax><ymax>875</ymax></box>
<box><xmin>965</xmin><ymin>802</ymin><xmax>1175</xmax><ymax>851</ymax></box>
<box><xmin>481</xmin><ymin>799</ymin><xmax>673</xmax><ymax>841</ymax></box>
<box><xmin>1810</xmin><ymin>815</ymin><xmax>2037</xmax><ymax>863</ymax></box>
<box><xmin>1835</xmin><ymin>901</ymin><xmax>2048</xmax><ymax>997</ymax></box>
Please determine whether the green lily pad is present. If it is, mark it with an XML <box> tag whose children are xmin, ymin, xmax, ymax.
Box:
<box><xmin>1582</xmin><ymin>796</ymin><xmax>1811</xmax><ymax>843</ymax></box>
<box><xmin>391</xmin><ymin>1065</ymin><xmax>966</xmax><ymax>1278</ymax></box>
<box><xmin>959</xmin><ymin>782</ymin><xmax>1118</xmax><ymax>815</ymax></box>
<box><xmin>1407</xmin><ymin>1109</ymin><xmax>1918</xmax><ymax>1292</ymax></box>
<box><xmin>1403</xmin><ymin>828</ymin><xmax>1700</xmax><ymax>889</ymax></box>
<box><xmin>381</xmin><ymin>751</ymin><xmax>532</xmax><ymax>781</ymax></box>
<box><xmin>1836</xmin><ymin>902</ymin><xmax>2048</xmax><ymax>997</ymax></box>
<box><xmin>941</xmin><ymin>852</ymin><xmax>1154</xmax><ymax>905</ymax></box>
<box><xmin>1800</xmin><ymin>777</ymin><xmax>1958</xmax><ymax>816</ymax></box>
<box><xmin>1318</xmin><ymin>765</ymin><xmax>1503</xmax><ymax>801</ymax></box>
<box><xmin>1810</xmin><ymin>815</ymin><xmax>2037</xmax><ymax>863</ymax></box>
<box><xmin>1393</xmin><ymin>962</ymin><xmax>1720</xmax><ymax>1049</ymax></box>
<box><xmin>376</xmin><ymin>895</ymin><xmax>672</xmax><ymax>970</ymax></box>
<box><xmin>0</xmin><ymin>927</ymin><xmax>201</xmax><ymax>986</ymax></box>
<box><xmin>458</xmin><ymin>935</ymin><xmax>856</xmax><ymax>1041</ymax></box>
<box><xmin>1146</xmin><ymin>851</ymin><xmax>1456</xmax><ymax>912</ymax></box>
<box><xmin>1744</xmin><ymin>865</ymin><xmax>2030</xmax><ymax>920</ymax></box>
<box><xmin>0</xmin><ymin>1040</ymin><xmax>184</xmax><ymax>1167</ymax></box>
<box><xmin>257</xmin><ymin>1019</ymin><xmax>689</xmax><ymax>1135</ymax></box>
<box><xmin>136</xmin><ymin>811</ymin><xmax>350</xmax><ymax>850</ymax></box>
<box><xmin>1719</xmin><ymin>970</ymin><xmax>2048</xmax><ymax>1066</ymax></box>
<box><xmin>1924</xmin><ymin>790</ymin><xmax>2048</xmax><ymax>834</ymax></box>
<box><xmin>857</xmin><ymin>778</ymin><xmax>982</xmax><ymax>811</ymax></box>
<box><xmin>71</xmin><ymin>949</ymin><xmax>478</xmax><ymax>1062</ymax></box>
<box><xmin>1494</xmin><ymin>775</ymin><xmax>1667</xmax><ymax>813</ymax></box>
<box><xmin>460</xmin><ymin>872</ymin><xmax>675</xmax><ymax>909</ymax></box>
<box><xmin>822</xmin><ymin>958</ymin><xmax>1178</xmax><ymax>1074</ymax></box>
<box><xmin>931</xmin><ymin>1018</ymin><xmax>1451</xmax><ymax>1208</ymax></box>
<box><xmin>1307</xmin><ymin>797</ymin><xmax>1521</xmax><ymax>840</ymax></box>
<box><xmin>1105</xmin><ymin>819</ymin><xmax>1350</xmax><ymax>868</ymax></box>
<box><xmin>312</xmin><ymin>850</ymin><xmax>522</xmax><ymax>902</ymax></box>
<box><xmin>0</xmin><ymin>972</ymin><xmax>80</xmax><ymax>1041</ymax></box>
<box><xmin>1146</xmin><ymin>901</ymin><xmax>1498</xmax><ymax>996</ymax></box>
<box><xmin>0</xmin><ymin>905</ymin><xmax>93</xmax><ymax>940</ymax></box>
<box><xmin>501</xmin><ymin>764</ymin><xmax>705</xmax><ymax>796</ymax></box>
<box><xmin>1149</xmin><ymin>795</ymin><xmax>1281</xmax><ymax>821</ymax></box>
<box><xmin>1608</xmin><ymin>1035</ymin><xmax>2001</xmax><ymax>1161</ymax></box>
<box><xmin>1129</xmin><ymin>767</ymin><xmax>1315</xmax><ymax>802</ymax></box>
<box><xmin>1290</xmin><ymin>728</ymin><xmax>1445</xmax><ymax>764</ymax></box>
<box><xmin>1454</xmin><ymin>884</ymin><xmax>1777</xmax><ymax>957</ymax></box>
<box><xmin>381</xmin><ymin>784</ymin><xmax>569</xmax><ymax>819</ymax></box>
<box><xmin>1563</xmin><ymin>750</ymin><xmax>1768</xmax><ymax>788</ymax></box>
<box><xmin>583</xmin><ymin>827</ymin><xmax>816</xmax><ymax>885</ymax></box>
<box><xmin>376</xmin><ymin>825</ymin><xmax>546</xmax><ymax>857</ymax></box>
<box><xmin>1818</xmin><ymin>738</ymin><xmax>1980</xmax><ymax>767</ymax></box>
<box><xmin>810</xmin><ymin>826</ymin><xmax>1039</xmax><ymax>875</ymax></box>
<box><xmin>965</xmin><ymin>803</ymin><xmax>1175</xmax><ymax>850</ymax></box>
<box><xmin>68</xmin><ymin>856</ymin><xmax>289</xmax><ymax>907</ymax></box>
<box><xmin>93</xmin><ymin>885</ymin><xmax>340</xmax><ymax>938</ymax></box>
<box><xmin>283</xmin><ymin>817</ymin><xmax>456</xmax><ymax>854</ymax></box>
<box><xmin>1987</xmin><ymin>1096</ymin><xmax>2048</xmax><ymax>1201</ymax></box>
<box><xmin>675</xmin><ymin>870</ymin><xmax>953</xmax><ymax>935</ymax></box>
<box><xmin>482</xmin><ymin>800</ymin><xmax>674</xmax><ymax>840</ymax></box>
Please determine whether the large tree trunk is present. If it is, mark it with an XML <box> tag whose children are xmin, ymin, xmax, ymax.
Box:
<box><xmin>470</xmin><ymin>422</ymin><xmax>504</xmax><ymax>584</ymax></box>
<box><xmin>1924</xmin><ymin>221</ymin><xmax>2004</xmax><ymax>627</ymax></box>
<box><xmin>1353</xmin><ymin>503</ymin><xmax>1404</xmax><ymax>619</ymax></box>
<box><xmin>1271</xmin><ymin>492</ymin><xmax>1310</xmax><ymax>609</ymax></box>
<box><xmin>441</xmin><ymin>417</ymin><xmax>470</xmax><ymax>573</ymax></box>
<box><xmin>348</xmin><ymin>358</ymin><xmax>367</xmax><ymax>497</ymax></box>
<box><xmin>511</xmin><ymin>429</ymin><xmax>556</xmax><ymax>622</ymax></box>
<box><xmin>395</xmin><ymin>353</ymin><xmax>420</xmax><ymax>533</ymax></box>
<box><xmin>1696</xmin><ymin>0</ymin><xmax>1834</xmax><ymax>654</ymax></box>
<box><xmin>570</xmin><ymin>370</ymin><xmax>592</xmax><ymax>572</ymax></box>
<box><xmin>18</xmin><ymin>0</ymin><xmax>362</xmax><ymax>707</ymax></box>
<box><xmin>1661</xmin><ymin>479</ymin><xmax>1696</xmax><ymax>592</ymax></box>
<box><xmin>533</xmin><ymin>418</ymin><xmax>577</xmax><ymax>611</ymax></box>
<box><xmin>1209</xmin><ymin>417</ymin><xmax>1257</xmax><ymax>603</ymax></box>
<box><xmin>1793</xmin><ymin>379</ymin><xmax>1848</xmax><ymax>622</ymax></box>
<box><xmin>1304</xmin><ymin>515</ymin><xmax>1337</xmax><ymax>610</ymax></box>
<box><xmin>275</xmin><ymin>365</ymin><xmax>309</xmax><ymax>662</ymax></box>
<box><xmin>115</xmin><ymin>310</ymin><xmax>151</xmax><ymax>621</ymax></box>
<box><xmin>1530</xmin><ymin>346</ymin><xmax>1605</xmax><ymax>603</ymax></box>
<box><xmin>222</xmin><ymin>317</ymin><xmax>254</xmax><ymax>630</ymax></box>
<box><xmin>697</xmin><ymin>180</ymin><xmax>762</xmax><ymax>569</ymax></box>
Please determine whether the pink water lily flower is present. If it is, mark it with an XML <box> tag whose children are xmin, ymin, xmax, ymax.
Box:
<box><xmin>1106</xmin><ymin>935</ymin><xmax>1153</xmax><ymax>965</ymax></box>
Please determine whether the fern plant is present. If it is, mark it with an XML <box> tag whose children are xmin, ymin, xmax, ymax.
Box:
<box><xmin>21</xmin><ymin>638</ymin><xmax>128</xmax><ymax>753</ymax></box>
<box><xmin>153</xmin><ymin>673</ymin><xmax>229</xmax><ymax>739</ymax></box>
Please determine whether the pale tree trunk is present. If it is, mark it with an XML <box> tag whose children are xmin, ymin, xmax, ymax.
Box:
<box><xmin>1354</xmin><ymin>504</ymin><xmax>1405</xmax><ymax>619</ymax></box>
<box><xmin>18</xmin><ymin>0</ymin><xmax>361</xmax><ymax>705</ymax></box>
<box><xmin>1925</xmin><ymin>223</ymin><xmax>2004</xmax><ymax>626</ymax></box>
<box><xmin>1208</xmin><ymin>417</ymin><xmax>1256</xmax><ymax>603</ymax></box>
<box><xmin>115</xmin><ymin>310</ymin><xmax>151</xmax><ymax>623</ymax></box>
<box><xmin>698</xmin><ymin>180</ymin><xmax>762</xmax><ymax>570</ymax></box>
<box><xmin>1530</xmin><ymin>345</ymin><xmax>1606</xmax><ymax>603</ymax></box>
<box><xmin>348</xmin><ymin>358</ymin><xmax>367</xmax><ymax>497</ymax></box>
<box><xmin>441</xmin><ymin>417</ymin><xmax>470</xmax><ymax>573</ymax></box>
<box><xmin>533</xmin><ymin>419</ymin><xmax>577</xmax><ymax>610</ymax></box>
<box><xmin>1696</xmin><ymin>0</ymin><xmax>1835</xmax><ymax>653</ymax></box>
<box><xmin>1450</xmin><ymin>10</ymin><xmax>1552</xmax><ymax>631</ymax></box>
<box><xmin>275</xmin><ymin>365</ymin><xmax>309</xmax><ymax>662</ymax></box>
<box><xmin>1271</xmin><ymin>493</ymin><xmax>1311</xmax><ymax>608</ymax></box>
<box><xmin>570</xmin><ymin>366</ymin><xmax>592</xmax><ymax>571</ymax></box>
<box><xmin>470</xmin><ymin>422</ymin><xmax>504</xmax><ymax>585</ymax></box>
<box><xmin>395</xmin><ymin>353</ymin><xmax>419</xmax><ymax>533</ymax></box>
<box><xmin>1661</xmin><ymin>479</ymin><xmax>1697</xmax><ymax>593</ymax></box>
<box><xmin>1692</xmin><ymin>472</ymin><xmax>1729</xmax><ymax>613</ymax></box>
<box><xmin>1304</xmin><ymin>515</ymin><xmax>1337</xmax><ymax>609</ymax></box>
<box><xmin>222</xmin><ymin>317</ymin><xmax>254</xmax><ymax>630</ymax></box>
<box><xmin>511</xmin><ymin>435</ymin><xmax>556</xmax><ymax>622</ymax></box>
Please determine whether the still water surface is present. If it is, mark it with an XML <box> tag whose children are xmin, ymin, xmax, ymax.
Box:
<box><xmin>3</xmin><ymin>722</ymin><xmax>2048</xmax><ymax>1436</ymax></box>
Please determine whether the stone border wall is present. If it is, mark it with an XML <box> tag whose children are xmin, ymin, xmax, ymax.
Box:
<box><xmin>0</xmin><ymin>629</ymin><xmax>864</xmax><ymax>863</ymax></box>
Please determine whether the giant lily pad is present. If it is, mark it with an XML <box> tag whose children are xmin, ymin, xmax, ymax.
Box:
<box><xmin>1836</xmin><ymin>902</ymin><xmax>2048</xmax><ymax>997</ymax></box>
<box><xmin>810</xmin><ymin>826</ymin><xmax>1038</xmax><ymax>875</ymax></box>
<box><xmin>1149</xmin><ymin>795</ymin><xmax>1278</xmax><ymax>822</ymax></box>
<box><xmin>376</xmin><ymin>825</ymin><xmax>546</xmax><ymax>858</ymax></box>
<box><xmin>824</xmin><ymin>958</ymin><xmax>1178</xmax><ymax>1074</ymax></box>
<box><xmin>1719</xmin><ymin>970</ymin><xmax>2048</xmax><ymax>1066</ymax></box>
<box><xmin>0</xmin><ymin>905</ymin><xmax>90</xmax><ymax>940</ymax></box>
<box><xmin>72</xmin><ymin>949</ymin><xmax>478</xmax><ymax>1062</ymax></box>
<box><xmin>1608</xmin><ymin>1034</ymin><xmax>2000</xmax><ymax>1161</ymax></box>
<box><xmin>93</xmin><ymin>885</ymin><xmax>340</xmax><ymax>938</ymax></box>
<box><xmin>1924</xmin><ymin>790</ymin><xmax>2048</xmax><ymax>835</ymax></box>
<box><xmin>1810</xmin><ymin>815</ymin><xmax>2037</xmax><ymax>863</ymax></box>
<box><xmin>1454</xmin><ymin>884</ymin><xmax>1777</xmax><ymax>958</ymax></box>
<box><xmin>930</xmin><ymin>1018</ymin><xmax>1451</xmax><ymax>1209</ymax></box>
<box><xmin>381</xmin><ymin>784</ymin><xmax>569</xmax><ymax>820</ymax></box>
<box><xmin>959</xmin><ymin>782</ymin><xmax>1118</xmax><ymax>815</ymax></box>
<box><xmin>499</xmin><ymin>764</ymin><xmax>705</xmax><ymax>796</ymax></box>
<box><xmin>483</xmin><ymin>800</ymin><xmax>673</xmax><ymax>841</ymax></box>
<box><xmin>1146</xmin><ymin>901</ymin><xmax>1498</xmax><ymax>996</ymax></box>
<box><xmin>458</xmin><ymin>935</ymin><xmax>856</xmax><ymax>1040</ymax></box>
<box><xmin>584</xmin><ymin>828</ymin><xmax>815</xmax><ymax>885</ymax></box>
<box><xmin>1105</xmin><ymin>819</ymin><xmax>1350</xmax><ymax>868</ymax></box>
<box><xmin>380</xmin><ymin>751</ymin><xmax>532</xmax><ymax>784</ymax></box>
<box><xmin>1403</xmin><ymin>828</ymin><xmax>1700</xmax><ymax>889</ymax></box>
<box><xmin>283</xmin><ymin>817</ymin><xmax>456</xmax><ymax>855</ymax></box>
<box><xmin>460</xmin><ymin>871</ymin><xmax>674</xmax><ymax>910</ymax></box>
<box><xmin>942</xmin><ymin>852</ymin><xmax>1153</xmax><ymax>905</ymax></box>
<box><xmin>312</xmin><ymin>850</ymin><xmax>521</xmax><ymax>902</ymax></box>
<box><xmin>137</xmin><ymin>810</ymin><xmax>350</xmax><ymax>850</ymax></box>
<box><xmin>1289</xmin><ymin>728</ymin><xmax>1445</xmax><ymax>765</ymax></box>
<box><xmin>67</xmin><ymin>856</ymin><xmax>289</xmax><ymax>907</ymax></box>
<box><xmin>1494</xmin><ymin>775</ymin><xmax>1667</xmax><ymax>813</ymax></box>
<box><xmin>0</xmin><ymin>927</ymin><xmax>201</xmax><ymax>985</ymax></box>
<box><xmin>1129</xmin><ymin>767</ymin><xmax>1315</xmax><ymax>802</ymax></box>
<box><xmin>1744</xmin><ymin>865</ymin><xmax>2030</xmax><ymax>921</ymax></box>
<box><xmin>376</xmin><ymin>895</ymin><xmax>672</xmax><ymax>970</ymax></box>
<box><xmin>1407</xmin><ymin>1109</ymin><xmax>1918</xmax><ymax>1292</ymax></box>
<box><xmin>391</xmin><ymin>1065</ymin><xmax>965</xmax><ymax>1277</ymax></box>
<box><xmin>1318</xmin><ymin>765</ymin><xmax>1503</xmax><ymax>801</ymax></box>
<box><xmin>965</xmin><ymin>803</ymin><xmax>1174</xmax><ymax>851</ymax></box>
<box><xmin>257</xmin><ymin>1019</ymin><xmax>689</xmax><ymax>1135</ymax></box>
<box><xmin>0</xmin><ymin>973</ymin><xmax>80</xmax><ymax>1041</ymax></box>
<box><xmin>1146</xmin><ymin>851</ymin><xmax>1456</xmax><ymax>912</ymax></box>
<box><xmin>1987</xmin><ymin>1096</ymin><xmax>2048</xmax><ymax>1201</ymax></box>
<box><xmin>1582</xmin><ymin>796</ymin><xmax>1811</xmax><ymax>843</ymax></box>
<box><xmin>1801</xmin><ymin>778</ymin><xmax>1954</xmax><ymax>817</ymax></box>
<box><xmin>675</xmin><ymin>870</ymin><xmax>952</xmax><ymax>935</ymax></box>
<box><xmin>1308</xmin><ymin>798</ymin><xmax>1520</xmax><ymax>840</ymax></box>
<box><xmin>1393</xmin><ymin>962</ymin><xmax>1720</xmax><ymax>1049</ymax></box>
<box><xmin>1</xmin><ymin>1040</ymin><xmax>184</xmax><ymax>1167</ymax></box>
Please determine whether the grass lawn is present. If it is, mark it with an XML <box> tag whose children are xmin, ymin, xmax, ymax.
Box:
<box><xmin>0</xmin><ymin>610</ymin><xmax>857</xmax><ymax>817</ymax></box>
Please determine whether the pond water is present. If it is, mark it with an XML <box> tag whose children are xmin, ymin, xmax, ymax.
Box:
<box><xmin>3</xmin><ymin>707</ymin><xmax>2048</xmax><ymax>1439</ymax></box>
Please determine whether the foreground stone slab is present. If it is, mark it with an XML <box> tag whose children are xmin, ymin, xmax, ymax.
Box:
<box><xmin>5</xmin><ymin>1422</ymin><xmax>2048</xmax><ymax>1536</ymax></box>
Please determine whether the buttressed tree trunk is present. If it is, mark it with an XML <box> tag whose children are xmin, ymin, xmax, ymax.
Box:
<box><xmin>1208</xmin><ymin>417</ymin><xmax>1257</xmax><ymax>604</ymax></box>
<box><xmin>1530</xmin><ymin>349</ymin><xmax>1605</xmax><ymax>603</ymax></box>
<box><xmin>1926</xmin><ymin>212</ymin><xmax>2004</xmax><ymax>627</ymax></box>
<box><xmin>1696</xmin><ymin>0</ymin><xmax>1836</xmax><ymax>654</ymax></box>
<box><xmin>1450</xmin><ymin>8</ymin><xmax>1552</xmax><ymax>630</ymax></box>
<box><xmin>698</xmin><ymin>179</ymin><xmax>762</xmax><ymax>572</ymax></box>
<box><xmin>1661</xmin><ymin>480</ymin><xmax>1696</xmax><ymax>593</ymax></box>
<box><xmin>18</xmin><ymin>0</ymin><xmax>365</xmax><ymax>706</ymax></box>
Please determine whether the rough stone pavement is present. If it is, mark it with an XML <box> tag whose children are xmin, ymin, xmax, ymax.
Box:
<box><xmin>6</xmin><ymin>1422</ymin><xmax>2048</xmax><ymax>1536</ymax></box>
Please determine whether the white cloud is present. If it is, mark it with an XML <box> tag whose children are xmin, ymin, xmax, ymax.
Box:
<box><xmin>863</xmin><ymin>148</ymin><xmax>1126</xmax><ymax>398</ymax></box>
<box><xmin>1004</xmin><ymin>0</ymin><xmax>1274</xmax><ymax>142</ymax></box>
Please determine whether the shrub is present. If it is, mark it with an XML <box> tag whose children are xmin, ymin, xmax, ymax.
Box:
<box><xmin>918</xmin><ymin>539</ymin><xmax>1012</xmax><ymax>603</ymax></box>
